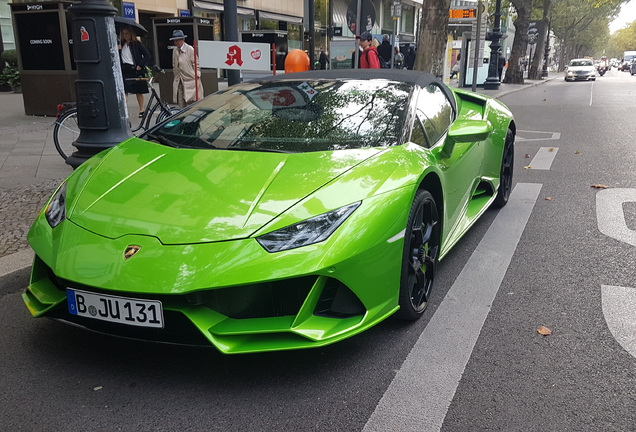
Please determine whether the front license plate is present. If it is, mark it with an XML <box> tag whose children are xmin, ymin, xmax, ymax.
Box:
<box><xmin>66</xmin><ymin>289</ymin><xmax>164</xmax><ymax>328</ymax></box>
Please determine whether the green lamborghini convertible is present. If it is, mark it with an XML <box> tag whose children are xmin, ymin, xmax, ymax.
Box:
<box><xmin>24</xmin><ymin>70</ymin><xmax>515</xmax><ymax>354</ymax></box>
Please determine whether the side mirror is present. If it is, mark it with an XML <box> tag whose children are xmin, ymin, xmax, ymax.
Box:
<box><xmin>441</xmin><ymin>119</ymin><xmax>493</xmax><ymax>158</ymax></box>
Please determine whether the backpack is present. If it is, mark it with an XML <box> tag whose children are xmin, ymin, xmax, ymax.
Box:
<box><xmin>364</xmin><ymin>49</ymin><xmax>390</xmax><ymax>69</ymax></box>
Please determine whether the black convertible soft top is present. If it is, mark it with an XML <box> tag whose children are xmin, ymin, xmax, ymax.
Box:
<box><xmin>256</xmin><ymin>69</ymin><xmax>457</xmax><ymax>113</ymax></box>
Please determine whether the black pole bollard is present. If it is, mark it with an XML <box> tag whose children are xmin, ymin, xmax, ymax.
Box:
<box><xmin>66</xmin><ymin>0</ymin><xmax>132</xmax><ymax>169</ymax></box>
<box><xmin>483</xmin><ymin>0</ymin><xmax>502</xmax><ymax>90</ymax></box>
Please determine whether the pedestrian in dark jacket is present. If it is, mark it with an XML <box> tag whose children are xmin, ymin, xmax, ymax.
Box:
<box><xmin>497</xmin><ymin>50</ymin><xmax>506</xmax><ymax>80</ymax></box>
<box><xmin>405</xmin><ymin>47</ymin><xmax>416</xmax><ymax>70</ymax></box>
<box><xmin>119</xmin><ymin>26</ymin><xmax>152</xmax><ymax>118</ymax></box>
<box><xmin>377</xmin><ymin>34</ymin><xmax>392</xmax><ymax>64</ymax></box>
<box><xmin>319</xmin><ymin>49</ymin><xmax>329</xmax><ymax>70</ymax></box>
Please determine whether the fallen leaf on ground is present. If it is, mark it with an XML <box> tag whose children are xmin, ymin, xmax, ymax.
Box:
<box><xmin>549</xmin><ymin>148</ymin><xmax>554</xmax><ymax>152</ymax></box>
<box><xmin>545</xmin><ymin>197</ymin><xmax>552</xmax><ymax>200</ymax></box>
<box><xmin>537</xmin><ymin>326</ymin><xmax>552</xmax><ymax>336</ymax></box>
<box><xmin>523</xmin><ymin>166</ymin><xmax>532</xmax><ymax>169</ymax></box>
<box><xmin>525</xmin><ymin>154</ymin><xmax>530</xmax><ymax>158</ymax></box>
<box><xmin>591</xmin><ymin>184</ymin><xmax>609</xmax><ymax>189</ymax></box>
<box><xmin>574</xmin><ymin>151</ymin><xmax>580</xmax><ymax>154</ymax></box>
<box><xmin>542</xmin><ymin>99</ymin><xmax>547</xmax><ymax>101</ymax></box>
<box><xmin>93</xmin><ymin>386</ymin><xmax>103</xmax><ymax>391</ymax></box>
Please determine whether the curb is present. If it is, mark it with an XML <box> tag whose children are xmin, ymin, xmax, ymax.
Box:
<box><xmin>491</xmin><ymin>75</ymin><xmax>558</xmax><ymax>99</ymax></box>
<box><xmin>0</xmin><ymin>248</ymin><xmax>33</xmax><ymax>295</ymax></box>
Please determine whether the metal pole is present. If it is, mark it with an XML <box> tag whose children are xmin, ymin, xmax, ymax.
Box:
<box><xmin>354</xmin><ymin>0</ymin><xmax>361</xmax><ymax>68</ymax></box>
<box><xmin>308</xmin><ymin>0</ymin><xmax>315</xmax><ymax>69</ymax></box>
<box><xmin>224</xmin><ymin>0</ymin><xmax>240</xmax><ymax>86</ymax></box>
<box><xmin>471</xmin><ymin>0</ymin><xmax>482</xmax><ymax>92</ymax></box>
<box><xmin>391</xmin><ymin>19</ymin><xmax>397</xmax><ymax>69</ymax></box>
<box><xmin>66</xmin><ymin>0</ymin><xmax>132</xmax><ymax>169</ymax></box>
<box><xmin>483</xmin><ymin>0</ymin><xmax>503</xmax><ymax>89</ymax></box>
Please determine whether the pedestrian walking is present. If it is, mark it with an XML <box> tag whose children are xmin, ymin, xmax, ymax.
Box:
<box><xmin>405</xmin><ymin>47</ymin><xmax>416</xmax><ymax>70</ymax></box>
<box><xmin>377</xmin><ymin>34</ymin><xmax>392</xmax><ymax>65</ymax></box>
<box><xmin>393</xmin><ymin>46</ymin><xmax>404</xmax><ymax>69</ymax></box>
<box><xmin>170</xmin><ymin>29</ymin><xmax>204</xmax><ymax>108</ymax></box>
<box><xmin>498</xmin><ymin>50</ymin><xmax>506</xmax><ymax>81</ymax></box>
<box><xmin>119</xmin><ymin>26</ymin><xmax>151</xmax><ymax>118</ymax></box>
<box><xmin>318</xmin><ymin>49</ymin><xmax>329</xmax><ymax>70</ymax></box>
<box><xmin>358</xmin><ymin>32</ymin><xmax>381</xmax><ymax>69</ymax></box>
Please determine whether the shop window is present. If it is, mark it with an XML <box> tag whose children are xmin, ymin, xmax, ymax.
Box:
<box><xmin>382</xmin><ymin>0</ymin><xmax>393</xmax><ymax>32</ymax></box>
<box><xmin>241</xmin><ymin>18</ymin><xmax>256</xmax><ymax>31</ymax></box>
<box><xmin>400</xmin><ymin>5</ymin><xmax>414</xmax><ymax>34</ymax></box>
<box><xmin>260</xmin><ymin>19</ymin><xmax>278</xmax><ymax>30</ymax></box>
<box><xmin>288</xmin><ymin>23</ymin><xmax>302</xmax><ymax>50</ymax></box>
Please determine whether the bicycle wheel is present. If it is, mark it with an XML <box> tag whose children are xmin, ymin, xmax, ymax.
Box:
<box><xmin>156</xmin><ymin>106</ymin><xmax>181</xmax><ymax>124</ymax></box>
<box><xmin>53</xmin><ymin>108</ymin><xmax>79</xmax><ymax>160</ymax></box>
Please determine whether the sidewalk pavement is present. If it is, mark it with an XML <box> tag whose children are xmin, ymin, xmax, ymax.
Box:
<box><xmin>0</xmin><ymin>73</ymin><xmax>557</xmax><ymax>293</ymax></box>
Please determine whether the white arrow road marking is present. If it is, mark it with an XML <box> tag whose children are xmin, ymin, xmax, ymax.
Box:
<box><xmin>602</xmin><ymin>285</ymin><xmax>636</xmax><ymax>358</ymax></box>
<box><xmin>528</xmin><ymin>147</ymin><xmax>559</xmax><ymax>170</ymax></box>
<box><xmin>596</xmin><ymin>188</ymin><xmax>636</xmax><ymax>247</ymax></box>
<box><xmin>363</xmin><ymin>183</ymin><xmax>542</xmax><ymax>432</ymax></box>
<box><xmin>516</xmin><ymin>130</ymin><xmax>561</xmax><ymax>142</ymax></box>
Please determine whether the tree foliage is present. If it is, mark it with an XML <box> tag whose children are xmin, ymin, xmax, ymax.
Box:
<box><xmin>551</xmin><ymin>0</ymin><xmax>624</xmax><ymax>69</ymax></box>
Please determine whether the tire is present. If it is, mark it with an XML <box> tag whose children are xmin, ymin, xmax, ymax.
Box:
<box><xmin>395</xmin><ymin>190</ymin><xmax>440</xmax><ymax>321</ymax></box>
<box><xmin>492</xmin><ymin>129</ymin><xmax>515</xmax><ymax>208</ymax></box>
<box><xmin>156</xmin><ymin>107</ymin><xmax>181</xmax><ymax>124</ymax></box>
<box><xmin>53</xmin><ymin>108</ymin><xmax>79</xmax><ymax>160</ymax></box>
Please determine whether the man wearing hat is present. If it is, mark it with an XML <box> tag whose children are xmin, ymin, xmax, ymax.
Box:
<box><xmin>170</xmin><ymin>29</ymin><xmax>204</xmax><ymax>108</ymax></box>
<box><xmin>358</xmin><ymin>32</ymin><xmax>380</xmax><ymax>69</ymax></box>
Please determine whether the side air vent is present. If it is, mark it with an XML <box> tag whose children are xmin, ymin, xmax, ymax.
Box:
<box><xmin>314</xmin><ymin>278</ymin><xmax>366</xmax><ymax>318</ymax></box>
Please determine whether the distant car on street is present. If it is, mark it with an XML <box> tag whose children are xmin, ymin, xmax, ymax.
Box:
<box><xmin>620</xmin><ymin>51</ymin><xmax>636</xmax><ymax>71</ymax></box>
<box><xmin>564</xmin><ymin>58</ymin><xmax>596</xmax><ymax>81</ymax></box>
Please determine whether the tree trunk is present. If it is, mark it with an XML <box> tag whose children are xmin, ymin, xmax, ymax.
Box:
<box><xmin>414</xmin><ymin>0</ymin><xmax>452</xmax><ymax>78</ymax></box>
<box><xmin>502</xmin><ymin>2</ymin><xmax>532</xmax><ymax>84</ymax></box>
<box><xmin>528</xmin><ymin>0</ymin><xmax>551</xmax><ymax>79</ymax></box>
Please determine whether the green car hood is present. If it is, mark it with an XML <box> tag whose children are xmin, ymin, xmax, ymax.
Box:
<box><xmin>68</xmin><ymin>139</ymin><xmax>383</xmax><ymax>244</ymax></box>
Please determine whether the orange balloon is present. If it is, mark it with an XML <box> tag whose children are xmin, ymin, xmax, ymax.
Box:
<box><xmin>285</xmin><ymin>49</ymin><xmax>310</xmax><ymax>73</ymax></box>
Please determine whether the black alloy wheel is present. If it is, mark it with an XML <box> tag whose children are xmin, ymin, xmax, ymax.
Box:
<box><xmin>492</xmin><ymin>128</ymin><xmax>515</xmax><ymax>208</ymax></box>
<box><xmin>396</xmin><ymin>190</ymin><xmax>440</xmax><ymax>321</ymax></box>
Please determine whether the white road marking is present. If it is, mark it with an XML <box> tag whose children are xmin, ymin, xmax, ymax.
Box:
<box><xmin>596</xmin><ymin>188</ymin><xmax>636</xmax><ymax>247</ymax></box>
<box><xmin>516</xmin><ymin>130</ymin><xmax>561</xmax><ymax>142</ymax></box>
<box><xmin>363</xmin><ymin>183</ymin><xmax>542</xmax><ymax>432</ymax></box>
<box><xmin>528</xmin><ymin>147</ymin><xmax>559</xmax><ymax>170</ymax></box>
<box><xmin>602</xmin><ymin>285</ymin><xmax>636</xmax><ymax>358</ymax></box>
<box><xmin>590</xmin><ymin>80</ymin><xmax>594</xmax><ymax>106</ymax></box>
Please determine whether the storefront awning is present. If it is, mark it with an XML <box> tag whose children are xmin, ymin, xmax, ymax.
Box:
<box><xmin>192</xmin><ymin>1</ymin><xmax>255</xmax><ymax>17</ymax></box>
<box><xmin>258</xmin><ymin>11</ymin><xmax>303</xmax><ymax>24</ymax></box>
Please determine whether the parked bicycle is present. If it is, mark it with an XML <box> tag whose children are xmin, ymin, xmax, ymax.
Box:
<box><xmin>53</xmin><ymin>68</ymin><xmax>181</xmax><ymax>160</ymax></box>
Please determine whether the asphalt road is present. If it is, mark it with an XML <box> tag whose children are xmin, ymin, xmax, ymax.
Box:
<box><xmin>2</xmin><ymin>69</ymin><xmax>636</xmax><ymax>431</ymax></box>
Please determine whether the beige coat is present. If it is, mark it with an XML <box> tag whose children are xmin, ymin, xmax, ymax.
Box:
<box><xmin>172</xmin><ymin>42</ymin><xmax>204</xmax><ymax>105</ymax></box>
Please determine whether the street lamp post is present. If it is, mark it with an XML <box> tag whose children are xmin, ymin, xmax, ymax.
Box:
<box><xmin>66</xmin><ymin>0</ymin><xmax>132</xmax><ymax>169</ymax></box>
<box><xmin>483</xmin><ymin>0</ymin><xmax>503</xmax><ymax>90</ymax></box>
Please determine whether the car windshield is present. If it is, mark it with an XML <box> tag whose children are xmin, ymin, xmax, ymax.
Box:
<box><xmin>569</xmin><ymin>60</ymin><xmax>593</xmax><ymax>67</ymax></box>
<box><xmin>147</xmin><ymin>80</ymin><xmax>412</xmax><ymax>152</ymax></box>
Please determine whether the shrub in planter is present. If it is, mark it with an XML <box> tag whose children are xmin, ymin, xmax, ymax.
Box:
<box><xmin>1</xmin><ymin>49</ymin><xmax>18</xmax><ymax>68</ymax></box>
<box><xmin>0</xmin><ymin>65</ymin><xmax>20</xmax><ymax>91</ymax></box>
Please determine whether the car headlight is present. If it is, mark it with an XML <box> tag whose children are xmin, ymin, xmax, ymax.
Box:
<box><xmin>257</xmin><ymin>202</ymin><xmax>361</xmax><ymax>253</ymax></box>
<box><xmin>45</xmin><ymin>182</ymin><xmax>67</xmax><ymax>228</ymax></box>
<box><xmin>567</xmin><ymin>71</ymin><xmax>574</xmax><ymax>75</ymax></box>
